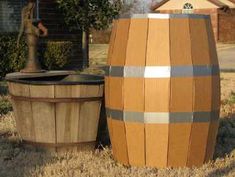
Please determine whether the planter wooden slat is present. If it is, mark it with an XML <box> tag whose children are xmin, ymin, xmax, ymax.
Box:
<box><xmin>7</xmin><ymin>74</ymin><xmax>104</xmax><ymax>151</ymax></box>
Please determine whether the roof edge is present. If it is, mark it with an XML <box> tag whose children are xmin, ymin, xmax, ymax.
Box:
<box><xmin>228</xmin><ymin>0</ymin><xmax>235</xmax><ymax>5</ymax></box>
<box><xmin>150</xmin><ymin>0</ymin><xmax>232</xmax><ymax>11</ymax></box>
<box><xmin>207</xmin><ymin>0</ymin><xmax>228</xmax><ymax>8</ymax></box>
<box><xmin>150</xmin><ymin>0</ymin><xmax>170</xmax><ymax>11</ymax></box>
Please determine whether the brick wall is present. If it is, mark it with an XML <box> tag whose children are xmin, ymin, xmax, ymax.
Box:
<box><xmin>194</xmin><ymin>8</ymin><xmax>218</xmax><ymax>41</ymax></box>
<box><xmin>0</xmin><ymin>0</ymin><xmax>27</xmax><ymax>32</ymax></box>
<box><xmin>0</xmin><ymin>0</ymin><xmax>83</xmax><ymax>69</ymax></box>
<box><xmin>218</xmin><ymin>8</ymin><xmax>235</xmax><ymax>42</ymax></box>
<box><xmin>91</xmin><ymin>28</ymin><xmax>112</xmax><ymax>44</ymax></box>
<box><xmin>39</xmin><ymin>0</ymin><xmax>83</xmax><ymax>69</ymax></box>
<box><xmin>159</xmin><ymin>8</ymin><xmax>219</xmax><ymax>42</ymax></box>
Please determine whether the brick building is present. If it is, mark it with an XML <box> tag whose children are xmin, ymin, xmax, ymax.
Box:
<box><xmin>151</xmin><ymin>0</ymin><xmax>235</xmax><ymax>43</ymax></box>
<box><xmin>0</xmin><ymin>0</ymin><xmax>82</xmax><ymax>69</ymax></box>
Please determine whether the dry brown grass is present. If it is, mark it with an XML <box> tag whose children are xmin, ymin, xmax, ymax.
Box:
<box><xmin>0</xmin><ymin>116</ymin><xmax>235</xmax><ymax>177</ymax></box>
<box><xmin>0</xmin><ymin>74</ymin><xmax>235</xmax><ymax>177</ymax></box>
<box><xmin>1</xmin><ymin>48</ymin><xmax>235</xmax><ymax>176</ymax></box>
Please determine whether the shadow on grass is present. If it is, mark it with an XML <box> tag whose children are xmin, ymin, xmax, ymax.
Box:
<box><xmin>206</xmin><ymin>161</ymin><xmax>235</xmax><ymax>177</ymax></box>
<box><xmin>214</xmin><ymin>115</ymin><xmax>235</xmax><ymax>158</ymax></box>
<box><xmin>207</xmin><ymin>114</ymin><xmax>235</xmax><ymax>177</ymax></box>
<box><xmin>96</xmin><ymin>99</ymin><xmax>110</xmax><ymax>148</ymax></box>
<box><xmin>0</xmin><ymin>80</ymin><xmax>8</xmax><ymax>95</ymax></box>
<box><xmin>0</xmin><ymin>132</ymin><xmax>54</xmax><ymax>177</ymax></box>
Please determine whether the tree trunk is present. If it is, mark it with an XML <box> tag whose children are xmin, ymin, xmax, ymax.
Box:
<box><xmin>82</xmin><ymin>30</ymin><xmax>89</xmax><ymax>68</ymax></box>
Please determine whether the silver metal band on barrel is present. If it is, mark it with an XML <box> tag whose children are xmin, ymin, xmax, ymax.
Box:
<box><xmin>130</xmin><ymin>14</ymin><xmax>210</xmax><ymax>20</ymax></box>
<box><xmin>106</xmin><ymin>108</ymin><xmax>219</xmax><ymax>123</ymax></box>
<box><xmin>104</xmin><ymin>65</ymin><xmax>219</xmax><ymax>78</ymax></box>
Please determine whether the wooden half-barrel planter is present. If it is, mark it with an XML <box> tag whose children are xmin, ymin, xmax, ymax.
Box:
<box><xmin>7</xmin><ymin>74</ymin><xmax>104</xmax><ymax>151</ymax></box>
<box><xmin>105</xmin><ymin>14</ymin><xmax>220</xmax><ymax>168</ymax></box>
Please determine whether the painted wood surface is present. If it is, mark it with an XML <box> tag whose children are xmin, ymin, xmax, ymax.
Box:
<box><xmin>105</xmin><ymin>15</ymin><xmax>220</xmax><ymax>168</ymax></box>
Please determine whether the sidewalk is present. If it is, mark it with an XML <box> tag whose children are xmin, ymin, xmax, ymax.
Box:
<box><xmin>217</xmin><ymin>44</ymin><xmax>235</xmax><ymax>71</ymax></box>
<box><xmin>89</xmin><ymin>44</ymin><xmax>235</xmax><ymax>72</ymax></box>
<box><xmin>217</xmin><ymin>43</ymin><xmax>235</xmax><ymax>51</ymax></box>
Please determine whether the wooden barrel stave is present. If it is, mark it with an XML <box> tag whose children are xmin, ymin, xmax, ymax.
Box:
<box><xmin>109</xmin><ymin>77</ymin><xmax>123</xmax><ymax>110</ymax></box>
<box><xmin>146</xmin><ymin>19</ymin><xmax>170</xmax><ymax>66</ymax></box>
<box><xmin>146</xmin><ymin>124</ymin><xmax>169</xmax><ymax>167</ymax></box>
<box><xmin>107</xmin><ymin>20</ymin><xmax>118</xmax><ymax>65</ymax></box>
<box><xmin>13</xmin><ymin>100</ymin><xmax>35</xmax><ymax>141</ymax></box>
<box><xmin>187</xmin><ymin>122</ymin><xmax>210</xmax><ymax>167</ymax></box>
<box><xmin>125</xmin><ymin>122</ymin><xmax>145</xmax><ymax>166</ymax></box>
<box><xmin>111</xmin><ymin>19</ymin><xmax>130</xmax><ymax>66</ymax></box>
<box><xmin>124</xmin><ymin>78</ymin><xmax>144</xmax><ymax>112</ymax></box>
<box><xmin>126</xmin><ymin>19</ymin><xmax>148</xmax><ymax>66</ymax></box>
<box><xmin>8</xmin><ymin>83</ymin><xmax>35</xmax><ymax>141</ymax></box>
<box><xmin>56</xmin><ymin>102</ymin><xmax>81</xmax><ymax>143</ymax></box>
<box><xmin>106</xmin><ymin>14</ymin><xmax>220</xmax><ymax>168</ymax></box>
<box><xmin>30</xmin><ymin>85</ymin><xmax>56</xmax><ymax>143</ymax></box>
<box><xmin>32</xmin><ymin>101</ymin><xmax>56</xmax><ymax>143</ymax></box>
<box><xmin>78</xmin><ymin>101</ymin><xmax>101</xmax><ymax>142</ymax></box>
<box><xmin>111</xmin><ymin>119</ymin><xmax>129</xmax><ymax>165</ymax></box>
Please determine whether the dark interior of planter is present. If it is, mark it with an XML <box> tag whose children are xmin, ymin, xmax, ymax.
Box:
<box><xmin>7</xmin><ymin>74</ymin><xmax>104</xmax><ymax>85</ymax></box>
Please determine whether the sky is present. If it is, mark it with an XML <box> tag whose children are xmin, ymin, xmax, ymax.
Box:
<box><xmin>121</xmin><ymin>0</ymin><xmax>162</xmax><ymax>15</ymax></box>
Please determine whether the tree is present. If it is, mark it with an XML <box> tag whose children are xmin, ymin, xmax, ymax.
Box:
<box><xmin>57</xmin><ymin>0</ymin><xmax>121</xmax><ymax>68</ymax></box>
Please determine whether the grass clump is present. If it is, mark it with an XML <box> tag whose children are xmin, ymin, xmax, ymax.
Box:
<box><xmin>224</xmin><ymin>91</ymin><xmax>235</xmax><ymax>105</ymax></box>
<box><xmin>0</xmin><ymin>98</ymin><xmax>12</xmax><ymax>116</ymax></box>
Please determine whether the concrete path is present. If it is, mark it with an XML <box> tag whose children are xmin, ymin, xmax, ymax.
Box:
<box><xmin>90</xmin><ymin>44</ymin><xmax>235</xmax><ymax>71</ymax></box>
<box><xmin>217</xmin><ymin>44</ymin><xmax>235</xmax><ymax>71</ymax></box>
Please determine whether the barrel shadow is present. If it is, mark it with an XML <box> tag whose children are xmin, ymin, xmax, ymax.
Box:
<box><xmin>206</xmin><ymin>161</ymin><xmax>235</xmax><ymax>177</ymax></box>
<box><xmin>214</xmin><ymin>115</ymin><xmax>235</xmax><ymax>159</ymax></box>
<box><xmin>96</xmin><ymin>98</ymin><xmax>110</xmax><ymax>148</ymax></box>
<box><xmin>0</xmin><ymin>132</ymin><xmax>54</xmax><ymax>177</ymax></box>
<box><xmin>206</xmin><ymin>115</ymin><xmax>235</xmax><ymax>177</ymax></box>
<box><xmin>0</xmin><ymin>81</ymin><xmax>8</xmax><ymax>95</ymax></box>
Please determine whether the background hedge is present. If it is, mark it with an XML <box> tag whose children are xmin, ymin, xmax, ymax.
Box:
<box><xmin>41</xmin><ymin>41</ymin><xmax>73</xmax><ymax>70</ymax></box>
<box><xmin>0</xmin><ymin>33</ymin><xmax>27</xmax><ymax>78</ymax></box>
<box><xmin>0</xmin><ymin>33</ymin><xmax>73</xmax><ymax>78</ymax></box>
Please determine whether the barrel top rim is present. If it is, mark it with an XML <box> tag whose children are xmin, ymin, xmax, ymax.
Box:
<box><xmin>6</xmin><ymin>74</ymin><xmax>104</xmax><ymax>85</ymax></box>
<box><xmin>120</xmin><ymin>13</ymin><xmax>210</xmax><ymax>19</ymax></box>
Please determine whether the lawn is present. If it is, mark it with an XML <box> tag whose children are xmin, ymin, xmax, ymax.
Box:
<box><xmin>0</xmin><ymin>47</ymin><xmax>235</xmax><ymax>177</ymax></box>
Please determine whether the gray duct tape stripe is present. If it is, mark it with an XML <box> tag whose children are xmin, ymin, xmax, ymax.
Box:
<box><xmin>193</xmin><ymin>66</ymin><xmax>212</xmax><ymax>76</ymax></box>
<box><xmin>103</xmin><ymin>66</ymin><xmax>110</xmax><ymax>76</ymax></box>
<box><xmin>105</xmin><ymin>65</ymin><xmax>219</xmax><ymax>78</ymax></box>
<box><xmin>212</xmin><ymin>66</ymin><xmax>220</xmax><ymax>75</ymax></box>
<box><xmin>171</xmin><ymin>66</ymin><xmax>193</xmax><ymax>77</ymax></box>
<box><xmin>131</xmin><ymin>14</ymin><xmax>210</xmax><ymax>20</ymax></box>
<box><xmin>169</xmin><ymin>112</ymin><xmax>194</xmax><ymax>123</ymax></box>
<box><xmin>193</xmin><ymin>112</ymin><xmax>211</xmax><ymax>122</ymax></box>
<box><xmin>106</xmin><ymin>108</ymin><xmax>123</xmax><ymax>121</ymax></box>
<box><xmin>124</xmin><ymin>66</ymin><xmax>145</xmax><ymax>78</ymax></box>
<box><xmin>124</xmin><ymin>112</ymin><xmax>144</xmax><ymax>123</ymax></box>
<box><xmin>211</xmin><ymin>111</ymin><xmax>220</xmax><ymax>122</ymax></box>
<box><xmin>106</xmin><ymin>108</ymin><xmax>219</xmax><ymax>123</ymax></box>
<box><xmin>110</xmin><ymin>66</ymin><xmax>124</xmax><ymax>77</ymax></box>
<box><xmin>106</xmin><ymin>107</ymin><xmax>110</xmax><ymax>117</ymax></box>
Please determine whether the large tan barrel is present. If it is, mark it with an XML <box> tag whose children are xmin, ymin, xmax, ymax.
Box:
<box><xmin>105</xmin><ymin>14</ymin><xmax>220</xmax><ymax>168</ymax></box>
<box><xmin>7</xmin><ymin>74</ymin><xmax>104</xmax><ymax>151</ymax></box>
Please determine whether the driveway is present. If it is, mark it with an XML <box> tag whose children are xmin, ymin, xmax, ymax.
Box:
<box><xmin>217</xmin><ymin>44</ymin><xmax>235</xmax><ymax>71</ymax></box>
<box><xmin>90</xmin><ymin>44</ymin><xmax>235</xmax><ymax>71</ymax></box>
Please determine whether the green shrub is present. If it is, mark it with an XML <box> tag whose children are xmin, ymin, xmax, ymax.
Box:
<box><xmin>0</xmin><ymin>98</ymin><xmax>12</xmax><ymax>115</ymax></box>
<box><xmin>224</xmin><ymin>91</ymin><xmax>235</xmax><ymax>105</ymax></box>
<box><xmin>0</xmin><ymin>33</ymin><xmax>74</xmax><ymax>77</ymax></box>
<box><xmin>42</xmin><ymin>41</ymin><xmax>73</xmax><ymax>70</ymax></box>
<box><xmin>0</xmin><ymin>33</ymin><xmax>27</xmax><ymax>77</ymax></box>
